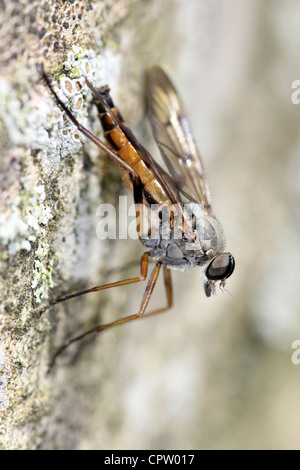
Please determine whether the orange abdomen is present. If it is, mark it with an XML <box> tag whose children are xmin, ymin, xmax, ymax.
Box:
<box><xmin>96</xmin><ymin>89</ymin><xmax>169</xmax><ymax>205</ymax></box>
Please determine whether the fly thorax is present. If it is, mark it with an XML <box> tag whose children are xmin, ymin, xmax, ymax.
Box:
<box><xmin>173</xmin><ymin>205</ymin><xmax>226</xmax><ymax>260</ymax></box>
<box><xmin>139</xmin><ymin>203</ymin><xmax>226</xmax><ymax>267</ymax></box>
<box><xmin>194</xmin><ymin>213</ymin><xmax>226</xmax><ymax>256</ymax></box>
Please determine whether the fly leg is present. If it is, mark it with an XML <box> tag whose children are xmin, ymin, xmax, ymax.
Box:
<box><xmin>38</xmin><ymin>252</ymin><xmax>150</xmax><ymax>316</ymax></box>
<box><xmin>40</xmin><ymin>66</ymin><xmax>138</xmax><ymax>178</ymax></box>
<box><xmin>49</xmin><ymin>264</ymin><xmax>172</xmax><ymax>371</ymax></box>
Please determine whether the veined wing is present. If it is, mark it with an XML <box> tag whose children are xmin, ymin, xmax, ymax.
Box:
<box><xmin>147</xmin><ymin>66</ymin><xmax>212</xmax><ymax>213</ymax></box>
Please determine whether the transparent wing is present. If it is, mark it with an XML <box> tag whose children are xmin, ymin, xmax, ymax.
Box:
<box><xmin>147</xmin><ymin>66</ymin><xmax>212</xmax><ymax>213</ymax></box>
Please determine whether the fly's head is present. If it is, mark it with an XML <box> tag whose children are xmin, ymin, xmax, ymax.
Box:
<box><xmin>203</xmin><ymin>252</ymin><xmax>235</xmax><ymax>297</ymax></box>
<box><xmin>186</xmin><ymin>212</ymin><xmax>234</xmax><ymax>296</ymax></box>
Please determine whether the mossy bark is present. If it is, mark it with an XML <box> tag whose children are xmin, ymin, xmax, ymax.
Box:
<box><xmin>0</xmin><ymin>0</ymin><xmax>178</xmax><ymax>450</ymax></box>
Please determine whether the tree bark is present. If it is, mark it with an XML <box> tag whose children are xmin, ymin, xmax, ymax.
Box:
<box><xmin>0</xmin><ymin>0</ymin><xmax>178</xmax><ymax>450</ymax></box>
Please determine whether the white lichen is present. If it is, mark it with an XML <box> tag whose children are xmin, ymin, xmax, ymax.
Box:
<box><xmin>36</xmin><ymin>45</ymin><xmax>121</xmax><ymax>174</ymax></box>
<box><xmin>0</xmin><ymin>178</ymin><xmax>52</xmax><ymax>255</ymax></box>
<box><xmin>31</xmin><ymin>241</ymin><xmax>55</xmax><ymax>303</ymax></box>
<box><xmin>0</xmin><ymin>44</ymin><xmax>122</xmax><ymax>295</ymax></box>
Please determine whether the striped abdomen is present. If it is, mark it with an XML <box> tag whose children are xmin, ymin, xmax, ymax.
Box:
<box><xmin>95</xmin><ymin>86</ymin><xmax>169</xmax><ymax>206</ymax></box>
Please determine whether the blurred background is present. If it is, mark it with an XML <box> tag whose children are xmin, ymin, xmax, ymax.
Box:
<box><xmin>75</xmin><ymin>0</ymin><xmax>300</xmax><ymax>450</ymax></box>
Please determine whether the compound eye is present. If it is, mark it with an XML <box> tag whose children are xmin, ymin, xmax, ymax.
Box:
<box><xmin>206</xmin><ymin>253</ymin><xmax>235</xmax><ymax>281</ymax></box>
